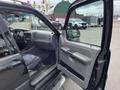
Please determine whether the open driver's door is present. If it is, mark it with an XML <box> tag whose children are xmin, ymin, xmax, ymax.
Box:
<box><xmin>57</xmin><ymin>0</ymin><xmax>113</xmax><ymax>90</ymax></box>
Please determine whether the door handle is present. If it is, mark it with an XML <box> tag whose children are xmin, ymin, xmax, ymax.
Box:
<box><xmin>61</xmin><ymin>47</ymin><xmax>91</xmax><ymax>65</ymax></box>
<box><xmin>70</xmin><ymin>52</ymin><xmax>91</xmax><ymax>65</ymax></box>
<box><xmin>61</xmin><ymin>47</ymin><xmax>72</xmax><ymax>55</ymax></box>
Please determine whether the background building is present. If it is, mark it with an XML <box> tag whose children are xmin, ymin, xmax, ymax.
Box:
<box><xmin>48</xmin><ymin>0</ymin><xmax>80</xmax><ymax>21</ymax></box>
<box><xmin>31</xmin><ymin>0</ymin><xmax>48</xmax><ymax>14</ymax></box>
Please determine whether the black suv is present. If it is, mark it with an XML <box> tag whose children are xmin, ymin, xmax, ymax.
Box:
<box><xmin>0</xmin><ymin>0</ymin><xmax>113</xmax><ymax>90</ymax></box>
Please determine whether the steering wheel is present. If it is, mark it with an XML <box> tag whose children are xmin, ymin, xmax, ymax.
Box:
<box><xmin>11</xmin><ymin>29</ymin><xmax>27</xmax><ymax>50</ymax></box>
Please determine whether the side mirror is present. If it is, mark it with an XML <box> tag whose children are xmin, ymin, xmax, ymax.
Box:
<box><xmin>67</xmin><ymin>29</ymin><xmax>80</xmax><ymax>42</ymax></box>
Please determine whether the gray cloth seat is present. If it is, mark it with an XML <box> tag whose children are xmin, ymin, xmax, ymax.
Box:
<box><xmin>22</xmin><ymin>47</ymin><xmax>50</xmax><ymax>71</ymax></box>
<box><xmin>23</xmin><ymin>54</ymin><xmax>42</xmax><ymax>70</ymax></box>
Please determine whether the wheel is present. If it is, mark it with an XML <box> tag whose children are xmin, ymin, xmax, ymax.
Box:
<box><xmin>83</xmin><ymin>27</ymin><xmax>87</xmax><ymax>29</ymax></box>
<box><xmin>68</xmin><ymin>23</ymin><xmax>72</xmax><ymax>29</ymax></box>
<box><xmin>74</xmin><ymin>24</ymin><xmax>78</xmax><ymax>29</ymax></box>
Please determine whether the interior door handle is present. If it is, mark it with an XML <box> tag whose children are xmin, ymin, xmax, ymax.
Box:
<box><xmin>61</xmin><ymin>47</ymin><xmax>91</xmax><ymax>65</ymax></box>
<box><xmin>70</xmin><ymin>52</ymin><xmax>91</xmax><ymax>65</ymax></box>
<box><xmin>61</xmin><ymin>47</ymin><xmax>72</xmax><ymax>54</ymax></box>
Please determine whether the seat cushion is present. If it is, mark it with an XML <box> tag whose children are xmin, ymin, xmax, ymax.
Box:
<box><xmin>23</xmin><ymin>54</ymin><xmax>42</xmax><ymax>70</ymax></box>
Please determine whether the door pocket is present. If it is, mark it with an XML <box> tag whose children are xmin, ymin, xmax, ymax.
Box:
<box><xmin>60</xmin><ymin>61</ymin><xmax>85</xmax><ymax>81</ymax></box>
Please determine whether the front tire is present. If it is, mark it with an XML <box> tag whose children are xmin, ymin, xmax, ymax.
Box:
<box><xmin>83</xmin><ymin>27</ymin><xmax>87</xmax><ymax>29</ymax></box>
<box><xmin>74</xmin><ymin>24</ymin><xmax>78</xmax><ymax>29</ymax></box>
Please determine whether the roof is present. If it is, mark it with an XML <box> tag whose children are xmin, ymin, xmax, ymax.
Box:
<box><xmin>54</xmin><ymin>1</ymin><xmax>71</xmax><ymax>13</ymax></box>
<box><xmin>48</xmin><ymin>1</ymin><xmax>71</xmax><ymax>15</ymax></box>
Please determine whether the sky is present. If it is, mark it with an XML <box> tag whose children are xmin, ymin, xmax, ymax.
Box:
<box><xmin>1</xmin><ymin>0</ymin><xmax>74</xmax><ymax>7</ymax></box>
<box><xmin>114</xmin><ymin>0</ymin><xmax>120</xmax><ymax>16</ymax></box>
<box><xmin>1</xmin><ymin>0</ymin><xmax>120</xmax><ymax>16</ymax></box>
<box><xmin>76</xmin><ymin>1</ymin><xmax>103</xmax><ymax>17</ymax></box>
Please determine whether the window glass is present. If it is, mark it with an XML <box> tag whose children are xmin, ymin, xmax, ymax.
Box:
<box><xmin>1</xmin><ymin>11</ymin><xmax>53</xmax><ymax>51</ymax></box>
<box><xmin>0</xmin><ymin>35</ymin><xmax>10</xmax><ymax>58</ymax></box>
<box><xmin>67</xmin><ymin>1</ymin><xmax>104</xmax><ymax>46</ymax></box>
<box><xmin>0</xmin><ymin>33</ymin><xmax>18</xmax><ymax>58</ymax></box>
<box><xmin>5</xmin><ymin>13</ymin><xmax>51</xmax><ymax>31</ymax></box>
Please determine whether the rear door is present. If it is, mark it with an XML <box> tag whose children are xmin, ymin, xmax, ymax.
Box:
<box><xmin>0</xmin><ymin>16</ymin><xmax>31</xmax><ymax>90</ymax></box>
<box><xmin>57</xmin><ymin>0</ymin><xmax>113</xmax><ymax>89</ymax></box>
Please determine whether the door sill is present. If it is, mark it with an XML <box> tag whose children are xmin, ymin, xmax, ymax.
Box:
<box><xmin>30</xmin><ymin>65</ymin><xmax>56</xmax><ymax>86</ymax></box>
<box><xmin>52</xmin><ymin>75</ymin><xmax>66</xmax><ymax>90</ymax></box>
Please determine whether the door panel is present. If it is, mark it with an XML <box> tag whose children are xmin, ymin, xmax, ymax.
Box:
<box><xmin>0</xmin><ymin>54</ymin><xmax>29</xmax><ymax>90</ymax></box>
<box><xmin>58</xmin><ymin>0</ymin><xmax>113</xmax><ymax>89</ymax></box>
<box><xmin>58</xmin><ymin>31</ymin><xmax>101</xmax><ymax>88</ymax></box>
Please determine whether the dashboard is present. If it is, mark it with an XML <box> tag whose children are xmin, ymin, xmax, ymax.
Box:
<box><xmin>12</xmin><ymin>29</ymin><xmax>55</xmax><ymax>51</ymax></box>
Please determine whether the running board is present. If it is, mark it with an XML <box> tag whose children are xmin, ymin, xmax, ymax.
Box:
<box><xmin>52</xmin><ymin>76</ymin><xmax>66</xmax><ymax>90</ymax></box>
<box><xmin>30</xmin><ymin>65</ymin><xmax>56</xmax><ymax>86</ymax></box>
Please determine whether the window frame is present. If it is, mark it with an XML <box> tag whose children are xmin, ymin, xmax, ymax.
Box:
<box><xmin>64</xmin><ymin>0</ymin><xmax>104</xmax><ymax>47</ymax></box>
